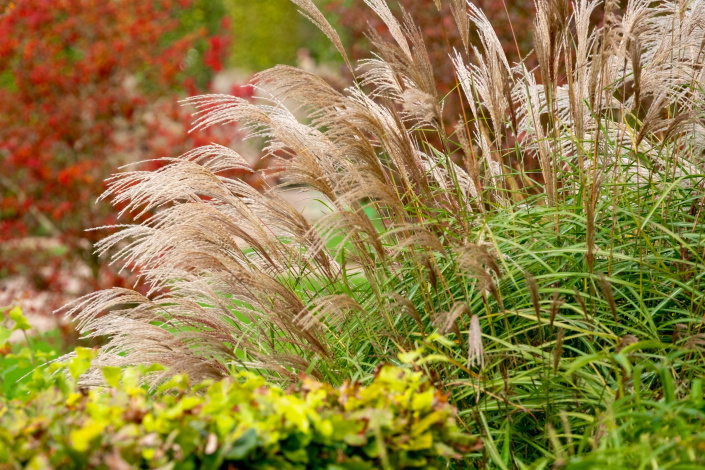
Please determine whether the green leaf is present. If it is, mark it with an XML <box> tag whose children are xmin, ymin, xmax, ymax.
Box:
<box><xmin>0</xmin><ymin>326</ymin><xmax>11</xmax><ymax>344</ymax></box>
<box><xmin>406</xmin><ymin>432</ymin><xmax>433</xmax><ymax>450</ymax></box>
<box><xmin>691</xmin><ymin>379</ymin><xmax>703</xmax><ymax>403</ymax></box>
<box><xmin>157</xmin><ymin>374</ymin><xmax>190</xmax><ymax>394</ymax></box>
<box><xmin>501</xmin><ymin>421</ymin><xmax>511</xmax><ymax>465</ymax></box>
<box><xmin>26</xmin><ymin>454</ymin><xmax>50</xmax><ymax>470</ymax></box>
<box><xmin>416</xmin><ymin>354</ymin><xmax>451</xmax><ymax>366</ymax></box>
<box><xmin>69</xmin><ymin>356</ymin><xmax>92</xmax><ymax>380</ymax></box>
<box><xmin>344</xmin><ymin>433</ymin><xmax>367</xmax><ymax>446</ymax></box>
<box><xmin>564</xmin><ymin>353</ymin><xmax>606</xmax><ymax>376</ymax></box>
<box><xmin>282</xmin><ymin>448</ymin><xmax>308</xmax><ymax>464</ymax></box>
<box><xmin>612</xmin><ymin>353</ymin><xmax>632</xmax><ymax>375</ymax></box>
<box><xmin>661</xmin><ymin>368</ymin><xmax>675</xmax><ymax>404</ymax></box>
<box><xmin>8</xmin><ymin>307</ymin><xmax>31</xmax><ymax>331</ymax></box>
<box><xmin>425</xmin><ymin>333</ymin><xmax>457</xmax><ymax>348</ymax></box>
<box><xmin>102</xmin><ymin>366</ymin><xmax>121</xmax><ymax>389</ymax></box>
<box><xmin>479</xmin><ymin>412</ymin><xmax>509</xmax><ymax>470</ymax></box>
<box><xmin>139</xmin><ymin>363</ymin><xmax>166</xmax><ymax>374</ymax></box>
<box><xmin>224</xmin><ymin>428</ymin><xmax>257</xmax><ymax>460</ymax></box>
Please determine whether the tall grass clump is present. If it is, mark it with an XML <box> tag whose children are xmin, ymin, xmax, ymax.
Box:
<box><xmin>60</xmin><ymin>0</ymin><xmax>705</xmax><ymax>466</ymax></box>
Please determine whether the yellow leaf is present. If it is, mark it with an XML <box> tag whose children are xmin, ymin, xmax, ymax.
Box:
<box><xmin>75</xmin><ymin>347</ymin><xmax>96</xmax><ymax>360</ymax></box>
<box><xmin>412</xmin><ymin>411</ymin><xmax>441</xmax><ymax>436</ymax></box>
<box><xmin>216</xmin><ymin>415</ymin><xmax>234</xmax><ymax>435</ymax></box>
<box><xmin>70</xmin><ymin>421</ymin><xmax>106</xmax><ymax>452</ymax></box>
<box><xmin>407</xmin><ymin>432</ymin><xmax>433</xmax><ymax>450</ymax></box>
<box><xmin>26</xmin><ymin>454</ymin><xmax>50</xmax><ymax>470</ymax></box>
<box><xmin>317</xmin><ymin>419</ymin><xmax>333</xmax><ymax>438</ymax></box>
<box><xmin>412</xmin><ymin>388</ymin><xmax>434</xmax><ymax>411</ymax></box>
<box><xmin>66</xmin><ymin>393</ymin><xmax>82</xmax><ymax>407</ymax></box>
<box><xmin>142</xmin><ymin>448</ymin><xmax>155</xmax><ymax>461</ymax></box>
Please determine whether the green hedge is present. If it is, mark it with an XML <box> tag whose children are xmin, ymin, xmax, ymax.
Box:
<box><xmin>0</xmin><ymin>352</ymin><xmax>478</xmax><ymax>469</ymax></box>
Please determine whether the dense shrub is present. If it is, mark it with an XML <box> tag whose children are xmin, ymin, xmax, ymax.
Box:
<box><xmin>0</xmin><ymin>0</ymin><xmax>237</xmax><ymax>303</ymax></box>
<box><xmin>0</xmin><ymin>357</ymin><xmax>477</xmax><ymax>469</ymax></box>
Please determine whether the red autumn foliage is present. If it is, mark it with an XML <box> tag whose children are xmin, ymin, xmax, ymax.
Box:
<box><xmin>0</xmin><ymin>0</ymin><xmax>243</xmax><ymax>307</ymax></box>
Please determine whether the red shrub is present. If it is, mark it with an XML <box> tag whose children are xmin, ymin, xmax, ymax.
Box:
<box><xmin>0</xmin><ymin>0</ymin><xmax>241</xmax><ymax>308</ymax></box>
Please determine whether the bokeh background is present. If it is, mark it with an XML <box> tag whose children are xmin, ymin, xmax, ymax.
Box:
<box><xmin>0</xmin><ymin>0</ymin><xmax>537</xmax><ymax>344</ymax></box>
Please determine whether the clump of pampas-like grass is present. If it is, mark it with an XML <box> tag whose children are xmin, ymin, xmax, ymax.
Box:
<box><xmin>60</xmin><ymin>3</ymin><xmax>705</xmax><ymax>458</ymax></box>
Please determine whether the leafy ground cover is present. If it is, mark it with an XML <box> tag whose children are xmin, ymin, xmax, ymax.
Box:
<box><xmin>0</xmin><ymin>313</ymin><xmax>477</xmax><ymax>469</ymax></box>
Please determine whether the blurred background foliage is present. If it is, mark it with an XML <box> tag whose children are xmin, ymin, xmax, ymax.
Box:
<box><xmin>225</xmin><ymin>0</ymin><xmax>345</xmax><ymax>71</ymax></box>
<box><xmin>227</xmin><ymin>0</ymin><xmax>301</xmax><ymax>71</ymax></box>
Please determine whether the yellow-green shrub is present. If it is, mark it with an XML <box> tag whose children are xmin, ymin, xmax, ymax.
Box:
<box><xmin>0</xmin><ymin>355</ymin><xmax>478</xmax><ymax>469</ymax></box>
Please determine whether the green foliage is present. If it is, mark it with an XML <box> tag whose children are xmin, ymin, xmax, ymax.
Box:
<box><xmin>0</xmin><ymin>306</ymin><xmax>62</xmax><ymax>399</ymax></box>
<box><xmin>561</xmin><ymin>377</ymin><xmax>705</xmax><ymax>468</ymax></box>
<box><xmin>226</xmin><ymin>0</ymin><xmax>300</xmax><ymax>71</ymax></box>
<box><xmin>8</xmin><ymin>306</ymin><xmax>30</xmax><ymax>331</ymax></box>
<box><xmin>0</xmin><ymin>360</ymin><xmax>476</xmax><ymax>469</ymax></box>
<box><xmin>224</xmin><ymin>0</ymin><xmax>342</xmax><ymax>71</ymax></box>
